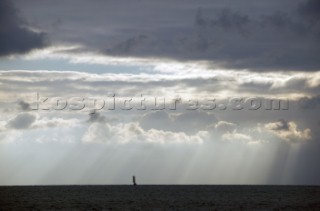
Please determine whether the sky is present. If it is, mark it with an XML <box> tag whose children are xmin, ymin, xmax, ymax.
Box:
<box><xmin>0</xmin><ymin>0</ymin><xmax>320</xmax><ymax>185</ymax></box>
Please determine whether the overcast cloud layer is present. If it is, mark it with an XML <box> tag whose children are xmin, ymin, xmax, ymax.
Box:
<box><xmin>0</xmin><ymin>0</ymin><xmax>320</xmax><ymax>185</ymax></box>
<box><xmin>7</xmin><ymin>0</ymin><xmax>320</xmax><ymax>71</ymax></box>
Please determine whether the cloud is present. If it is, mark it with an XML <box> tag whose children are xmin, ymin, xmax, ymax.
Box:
<box><xmin>0</xmin><ymin>0</ymin><xmax>48</xmax><ymax>56</ymax></box>
<box><xmin>264</xmin><ymin>119</ymin><xmax>290</xmax><ymax>131</ymax></box>
<box><xmin>265</xmin><ymin>120</ymin><xmax>312</xmax><ymax>142</ymax></box>
<box><xmin>195</xmin><ymin>8</ymin><xmax>250</xmax><ymax>34</ymax></box>
<box><xmin>298</xmin><ymin>0</ymin><xmax>320</xmax><ymax>22</ymax></box>
<box><xmin>221</xmin><ymin>132</ymin><xmax>254</xmax><ymax>143</ymax></box>
<box><xmin>214</xmin><ymin>121</ymin><xmax>238</xmax><ymax>134</ymax></box>
<box><xmin>82</xmin><ymin>121</ymin><xmax>207</xmax><ymax>145</ymax></box>
<box><xmin>1</xmin><ymin>68</ymin><xmax>319</xmax><ymax>102</ymax></box>
<box><xmin>31</xmin><ymin>117</ymin><xmax>80</xmax><ymax>129</ymax></box>
<box><xmin>4</xmin><ymin>112</ymin><xmax>80</xmax><ymax>131</ymax></box>
<box><xmin>87</xmin><ymin>112</ymin><xmax>107</xmax><ymax>123</ymax></box>
<box><xmin>139</xmin><ymin>110</ymin><xmax>217</xmax><ymax>134</ymax></box>
<box><xmin>18</xmin><ymin>100</ymin><xmax>30</xmax><ymax>111</ymax></box>
<box><xmin>7</xmin><ymin>112</ymin><xmax>36</xmax><ymax>129</ymax></box>
<box><xmin>102</xmin><ymin>1</ymin><xmax>320</xmax><ymax>71</ymax></box>
<box><xmin>9</xmin><ymin>0</ymin><xmax>319</xmax><ymax>71</ymax></box>
<box><xmin>298</xmin><ymin>95</ymin><xmax>320</xmax><ymax>109</ymax></box>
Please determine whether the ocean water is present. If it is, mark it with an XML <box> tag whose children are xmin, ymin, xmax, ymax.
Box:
<box><xmin>1</xmin><ymin>185</ymin><xmax>320</xmax><ymax>210</ymax></box>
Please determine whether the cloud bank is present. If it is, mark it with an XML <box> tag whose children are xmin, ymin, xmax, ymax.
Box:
<box><xmin>0</xmin><ymin>0</ymin><xmax>47</xmax><ymax>56</ymax></box>
<box><xmin>12</xmin><ymin>0</ymin><xmax>320</xmax><ymax>71</ymax></box>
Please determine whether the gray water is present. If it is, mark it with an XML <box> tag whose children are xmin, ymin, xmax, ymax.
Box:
<box><xmin>1</xmin><ymin>185</ymin><xmax>320</xmax><ymax>210</ymax></box>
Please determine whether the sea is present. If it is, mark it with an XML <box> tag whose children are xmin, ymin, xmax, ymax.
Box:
<box><xmin>1</xmin><ymin>185</ymin><xmax>320</xmax><ymax>210</ymax></box>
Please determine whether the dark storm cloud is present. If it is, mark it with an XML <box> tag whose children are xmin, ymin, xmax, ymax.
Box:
<box><xmin>103</xmin><ymin>0</ymin><xmax>319</xmax><ymax>71</ymax></box>
<box><xmin>298</xmin><ymin>0</ymin><xmax>320</xmax><ymax>21</ymax></box>
<box><xmin>106</xmin><ymin>5</ymin><xmax>320</xmax><ymax>71</ymax></box>
<box><xmin>0</xmin><ymin>0</ymin><xmax>47</xmax><ymax>56</ymax></box>
<box><xmin>12</xmin><ymin>0</ymin><xmax>320</xmax><ymax>70</ymax></box>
